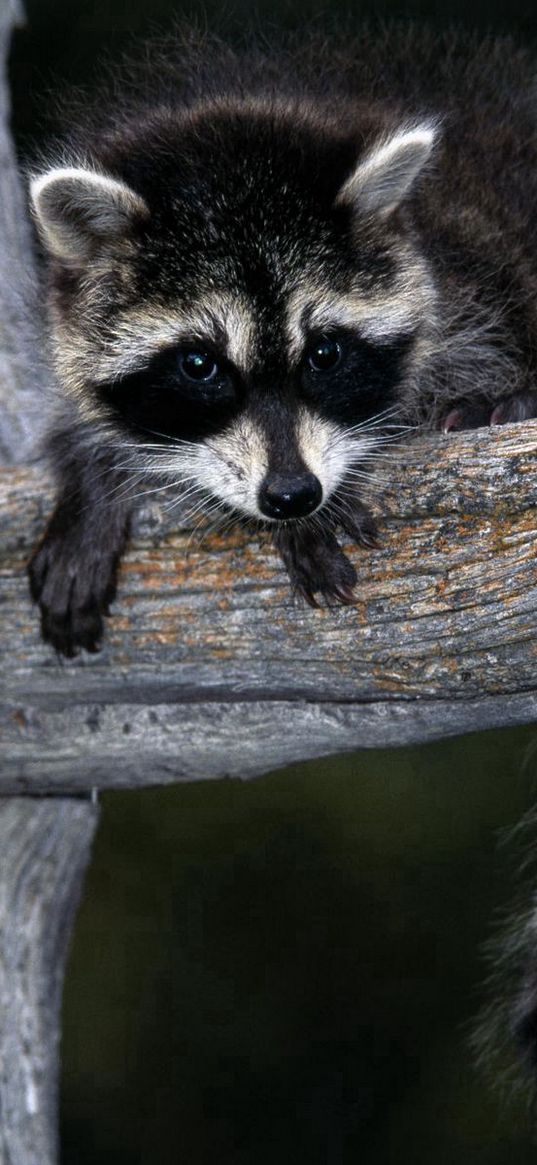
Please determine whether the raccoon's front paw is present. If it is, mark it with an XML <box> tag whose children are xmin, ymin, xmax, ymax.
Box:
<box><xmin>28</xmin><ymin>538</ymin><xmax>118</xmax><ymax>658</ymax></box>
<box><xmin>274</xmin><ymin>524</ymin><xmax>359</xmax><ymax>606</ymax></box>
<box><xmin>442</xmin><ymin>391</ymin><xmax>537</xmax><ymax>431</ymax></box>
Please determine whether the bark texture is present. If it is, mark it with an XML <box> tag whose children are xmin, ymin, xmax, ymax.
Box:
<box><xmin>0</xmin><ymin>13</ymin><xmax>99</xmax><ymax>1165</ymax></box>
<box><xmin>0</xmin><ymin>798</ymin><xmax>99</xmax><ymax>1165</ymax></box>
<box><xmin>2</xmin><ymin>415</ymin><xmax>537</xmax><ymax>790</ymax></box>
<box><xmin>0</xmin><ymin>0</ymin><xmax>52</xmax><ymax>466</ymax></box>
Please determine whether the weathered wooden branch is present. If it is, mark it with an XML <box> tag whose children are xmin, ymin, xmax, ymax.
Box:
<box><xmin>2</xmin><ymin>417</ymin><xmax>537</xmax><ymax>791</ymax></box>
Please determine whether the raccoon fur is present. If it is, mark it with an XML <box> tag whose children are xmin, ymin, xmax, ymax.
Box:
<box><xmin>27</xmin><ymin>23</ymin><xmax>537</xmax><ymax>657</ymax></box>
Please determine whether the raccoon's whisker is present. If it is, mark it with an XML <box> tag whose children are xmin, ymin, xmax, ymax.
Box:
<box><xmin>336</xmin><ymin>481</ymin><xmax>377</xmax><ymax>504</ymax></box>
<box><xmin>293</xmin><ymin>511</ymin><xmax>326</xmax><ymax>540</ymax></box>
<box><xmin>76</xmin><ymin>470</ymin><xmax>147</xmax><ymax>514</ymax></box>
<box><xmin>113</xmin><ymin>459</ymin><xmax>202</xmax><ymax>475</ymax></box>
<box><xmin>338</xmin><ymin>464</ymin><xmax>381</xmax><ymax>479</ymax></box>
<box><xmin>162</xmin><ymin>483</ymin><xmax>210</xmax><ymax>516</ymax></box>
<box><xmin>204</xmin><ymin>508</ymin><xmax>241</xmax><ymax>541</ymax></box>
<box><xmin>323</xmin><ymin>504</ymin><xmax>351</xmax><ymax>533</ymax></box>
<box><xmin>198</xmin><ymin>504</ymin><xmax>241</xmax><ymax>545</ymax></box>
<box><xmin>365</xmin><ymin>425</ymin><xmax>414</xmax><ymax>438</ymax></box>
<box><xmin>186</xmin><ymin>499</ymin><xmax>232</xmax><ymax>551</ymax></box>
<box><xmin>77</xmin><ymin>451</ymin><xmax>200</xmax><ymax>493</ymax></box>
<box><xmin>168</xmin><ymin>494</ymin><xmax>221</xmax><ymax>550</ymax></box>
<box><xmin>329</xmin><ymin>427</ymin><xmax>412</xmax><ymax>454</ymax></box>
<box><xmin>115</xmin><ymin>439</ymin><xmax>206</xmax><ymax>452</ymax></box>
<box><xmin>118</xmin><ymin>431</ymin><xmax>240</xmax><ymax>476</ymax></box>
<box><xmin>334</xmin><ymin>406</ymin><xmax>403</xmax><ymax>434</ymax></box>
<box><xmin>338</xmin><ymin>446</ymin><xmax>387</xmax><ymax>459</ymax></box>
<box><xmin>136</xmin><ymin>454</ymin><xmax>203</xmax><ymax>472</ymax></box>
<box><xmin>119</xmin><ymin>476</ymin><xmax>201</xmax><ymax>505</ymax></box>
<box><xmin>172</xmin><ymin>488</ymin><xmax>217</xmax><ymax>524</ymax></box>
<box><xmin>328</xmin><ymin>422</ymin><xmax>411</xmax><ymax>452</ymax></box>
<box><xmin>309</xmin><ymin>513</ymin><xmax>329</xmax><ymax>540</ymax></box>
<box><xmin>340</xmin><ymin>472</ymin><xmax>384</xmax><ymax>489</ymax></box>
<box><xmin>124</xmin><ymin>425</ymin><xmax>211</xmax><ymax>450</ymax></box>
<box><xmin>325</xmin><ymin>438</ymin><xmax>393</xmax><ymax>462</ymax></box>
<box><xmin>192</xmin><ymin>497</ymin><xmax>228</xmax><ymax>526</ymax></box>
<box><xmin>353</xmin><ymin>404</ymin><xmax>401</xmax><ymax>424</ymax></box>
<box><xmin>334</xmin><ymin>442</ymin><xmax>407</xmax><ymax>469</ymax></box>
<box><xmin>92</xmin><ymin>466</ymin><xmax>201</xmax><ymax>511</ymax></box>
<box><xmin>113</xmin><ymin>438</ymin><xmax>239</xmax><ymax>486</ymax></box>
<box><xmin>343</xmin><ymin>449</ymin><xmax>396</xmax><ymax>464</ymax></box>
<box><xmin>333</xmin><ymin>469</ymin><xmax>384</xmax><ymax>492</ymax></box>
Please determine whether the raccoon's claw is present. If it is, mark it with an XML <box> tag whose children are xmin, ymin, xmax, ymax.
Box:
<box><xmin>298</xmin><ymin>569</ymin><xmax>358</xmax><ymax>609</ymax></box>
<box><xmin>274</xmin><ymin>523</ymin><xmax>359</xmax><ymax>608</ymax></box>
<box><xmin>442</xmin><ymin>405</ymin><xmax>492</xmax><ymax>432</ymax></box>
<box><xmin>28</xmin><ymin>537</ymin><xmax>116</xmax><ymax>657</ymax></box>
<box><xmin>442</xmin><ymin>391</ymin><xmax>537</xmax><ymax>432</ymax></box>
<box><xmin>489</xmin><ymin>392</ymin><xmax>537</xmax><ymax>424</ymax></box>
<box><xmin>339</xmin><ymin>506</ymin><xmax>379</xmax><ymax>548</ymax></box>
<box><xmin>322</xmin><ymin>578</ymin><xmax>359</xmax><ymax>607</ymax></box>
<box><xmin>39</xmin><ymin>601</ymin><xmax>104</xmax><ymax>659</ymax></box>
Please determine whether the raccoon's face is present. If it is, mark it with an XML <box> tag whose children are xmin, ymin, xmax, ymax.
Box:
<box><xmin>32</xmin><ymin>106</ymin><xmax>437</xmax><ymax>523</ymax></box>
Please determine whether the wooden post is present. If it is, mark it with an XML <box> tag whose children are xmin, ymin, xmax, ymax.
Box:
<box><xmin>0</xmin><ymin>799</ymin><xmax>99</xmax><ymax>1165</ymax></box>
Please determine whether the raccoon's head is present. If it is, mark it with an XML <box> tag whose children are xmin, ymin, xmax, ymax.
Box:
<box><xmin>31</xmin><ymin>103</ymin><xmax>438</xmax><ymax>524</ymax></box>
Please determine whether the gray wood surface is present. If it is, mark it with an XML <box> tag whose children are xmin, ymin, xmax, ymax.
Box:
<box><xmin>0</xmin><ymin>797</ymin><xmax>99</xmax><ymax>1165</ymax></box>
<box><xmin>0</xmin><ymin>0</ymin><xmax>52</xmax><ymax>465</ymax></box>
<box><xmin>3</xmin><ymin>415</ymin><xmax>537</xmax><ymax>791</ymax></box>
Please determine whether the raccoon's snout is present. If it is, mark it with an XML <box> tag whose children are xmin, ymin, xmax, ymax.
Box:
<box><xmin>258</xmin><ymin>472</ymin><xmax>322</xmax><ymax>520</ymax></box>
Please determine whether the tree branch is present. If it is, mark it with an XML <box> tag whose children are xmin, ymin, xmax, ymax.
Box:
<box><xmin>3</xmin><ymin>416</ymin><xmax>537</xmax><ymax>790</ymax></box>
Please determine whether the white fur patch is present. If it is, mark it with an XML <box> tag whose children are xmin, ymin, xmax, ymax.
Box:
<box><xmin>146</xmin><ymin>415</ymin><xmax>270</xmax><ymax>519</ymax></box>
<box><xmin>196</xmin><ymin>411</ymin><xmax>378</xmax><ymax>521</ymax></box>
<box><xmin>286</xmin><ymin>275</ymin><xmax>436</xmax><ymax>357</ymax></box>
<box><xmin>88</xmin><ymin>293</ymin><xmax>256</xmax><ymax>383</ymax></box>
<box><xmin>336</xmin><ymin>124</ymin><xmax>437</xmax><ymax>217</ymax></box>
<box><xmin>133</xmin><ymin>407</ymin><xmax>384</xmax><ymax>523</ymax></box>
<box><xmin>295</xmin><ymin>408</ymin><xmax>382</xmax><ymax>502</ymax></box>
<box><xmin>31</xmin><ymin>166</ymin><xmax>148</xmax><ymax>262</ymax></box>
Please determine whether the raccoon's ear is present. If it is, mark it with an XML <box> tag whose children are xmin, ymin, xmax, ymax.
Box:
<box><xmin>336</xmin><ymin>125</ymin><xmax>437</xmax><ymax>218</ymax></box>
<box><xmin>30</xmin><ymin>166</ymin><xmax>149</xmax><ymax>263</ymax></box>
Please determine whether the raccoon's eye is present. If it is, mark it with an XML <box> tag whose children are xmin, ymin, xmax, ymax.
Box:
<box><xmin>306</xmin><ymin>336</ymin><xmax>343</xmax><ymax>373</ymax></box>
<box><xmin>178</xmin><ymin>349</ymin><xmax>219</xmax><ymax>382</ymax></box>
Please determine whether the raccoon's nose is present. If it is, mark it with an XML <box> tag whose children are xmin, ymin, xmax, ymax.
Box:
<box><xmin>258</xmin><ymin>472</ymin><xmax>323</xmax><ymax>520</ymax></box>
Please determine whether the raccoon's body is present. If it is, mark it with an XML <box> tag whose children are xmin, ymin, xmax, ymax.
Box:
<box><xmin>28</xmin><ymin>24</ymin><xmax>537</xmax><ymax>656</ymax></box>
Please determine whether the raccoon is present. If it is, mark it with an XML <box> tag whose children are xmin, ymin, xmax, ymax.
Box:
<box><xmin>27</xmin><ymin>24</ymin><xmax>537</xmax><ymax>657</ymax></box>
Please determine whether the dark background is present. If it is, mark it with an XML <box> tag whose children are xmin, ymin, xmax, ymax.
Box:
<box><xmin>9</xmin><ymin>2</ymin><xmax>537</xmax><ymax>1161</ymax></box>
